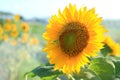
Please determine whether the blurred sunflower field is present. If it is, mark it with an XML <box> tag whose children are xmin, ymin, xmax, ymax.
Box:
<box><xmin>0</xmin><ymin>14</ymin><xmax>47</xmax><ymax>80</ymax></box>
<box><xmin>1</xmin><ymin>1</ymin><xmax>120</xmax><ymax>80</ymax></box>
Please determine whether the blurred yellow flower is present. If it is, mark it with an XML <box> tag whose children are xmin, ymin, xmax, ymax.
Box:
<box><xmin>11</xmin><ymin>40</ymin><xmax>17</xmax><ymax>46</ymax></box>
<box><xmin>11</xmin><ymin>30</ymin><xmax>18</xmax><ymax>38</ymax></box>
<box><xmin>43</xmin><ymin>4</ymin><xmax>106</xmax><ymax>74</ymax></box>
<box><xmin>104</xmin><ymin>36</ymin><xmax>120</xmax><ymax>56</ymax></box>
<box><xmin>21</xmin><ymin>22</ymin><xmax>29</xmax><ymax>32</ymax></box>
<box><xmin>14</xmin><ymin>14</ymin><xmax>20</xmax><ymax>21</ymax></box>
<box><xmin>11</xmin><ymin>24</ymin><xmax>17</xmax><ymax>31</ymax></box>
<box><xmin>6</xmin><ymin>18</ymin><xmax>11</xmax><ymax>23</ymax></box>
<box><xmin>21</xmin><ymin>33</ymin><xmax>29</xmax><ymax>43</ymax></box>
<box><xmin>4</xmin><ymin>24</ymin><xmax>11</xmax><ymax>32</ymax></box>
<box><xmin>3</xmin><ymin>34</ymin><xmax>9</xmax><ymax>42</ymax></box>
<box><xmin>0</xmin><ymin>26</ymin><xmax>3</xmax><ymax>35</ymax></box>
<box><xmin>29</xmin><ymin>38</ymin><xmax>40</xmax><ymax>45</ymax></box>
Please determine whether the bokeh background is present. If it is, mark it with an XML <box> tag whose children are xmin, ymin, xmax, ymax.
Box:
<box><xmin>0</xmin><ymin>0</ymin><xmax>120</xmax><ymax>80</ymax></box>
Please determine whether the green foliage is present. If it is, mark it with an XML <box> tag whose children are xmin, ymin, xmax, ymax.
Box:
<box><xmin>101</xmin><ymin>44</ymin><xmax>112</xmax><ymax>56</ymax></box>
<box><xmin>0</xmin><ymin>18</ymin><xmax>4</xmax><ymax>25</ymax></box>
<box><xmin>30</xmin><ymin>23</ymin><xmax>45</xmax><ymax>35</ymax></box>
<box><xmin>73</xmin><ymin>69</ymin><xmax>101</xmax><ymax>80</ymax></box>
<box><xmin>25</xmin><ymin>66</ymin><xmax>63</xmax><ymax>80</ymax></box>
<box><xmin>88</xmin><ymin>58</ymin><xmax>115</xmax><ymax>80</ymax></box>
<box><xmin>113</xmin><ymin>60</ymin><xmax>120</xmax><ymax>78</ymax></box>
<box><xmin>27</xmin><ymin>57</ymin><xmax>120</xmax><ymax>80</ymax></box>
<box><xmin>29</xmin><ymin>23</ymin><xmax>46</xmax><ymax>43</ymax></box>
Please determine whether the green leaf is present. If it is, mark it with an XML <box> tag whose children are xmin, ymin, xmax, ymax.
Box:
<box><xmin>25</xmin><ymin>66</ymin><xmax>63</xmax><ymax>80</ymax></box>
<box><xmin>73</xmin><ymin>69</ymin><xmax>101</xmax><ymax>80</ymax></box>
<box><xmin>100</xmin><ymin>44</ymin><xmax>112</xmax><ymax>56</ymax></box>
<box><xmin>88</xmin><ymin>57</ymin><xmax>115</xmax><ymax>80</ymax></box>
<box><xmin>110</xmin><ymin>56</ymin><xmax>120</xmax><ymax>61</ymax></box>
<box><xmin>24</xmin><ymin>72</ymin><xmax>36</xmax><ymax>80</ymax></box>
<box><xmin>25</xmin><ymin>72</ymin><xmax>36</xmax><ymax>78</ymax></box>
<box><xmin>113</xmin><ymin>60</ymin><xmax>120</xmax><ymax>78</ymax></box>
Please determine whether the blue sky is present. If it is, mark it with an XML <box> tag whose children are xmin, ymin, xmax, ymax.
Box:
<box><xmin>0</xmin><ymin>0</ymin><xmax>120</xmax><ymax>19</ymax></box>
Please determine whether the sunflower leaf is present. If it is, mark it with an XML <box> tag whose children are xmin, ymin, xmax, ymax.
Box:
<box><xmin>113</xmin><ymin>60</ymin><xmax>120</xmax><ymax>78</ymax></box>
<box><xmin>24</xmin><ymin>72</ymin><xmax>36</xmax><ymax>78</ymax></box>
<box><xmin>73</xmin><ymin>68</ymin><xmax>101</xmax><ymax>80</ymax></box>
<box><xmin>25</xmin><ymin>66</ymin><xmax>63</xmax><ymax>80</ymax></box>
<box><xmin>88</xmin><ymin>57</ymin><xmax>115</xmax><ymax>80</ymax></box>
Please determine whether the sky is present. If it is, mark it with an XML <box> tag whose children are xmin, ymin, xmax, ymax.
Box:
<box><xmin>0</xmin><ymin>0</ymin><xmax>120</xmax><ymax>19</ymax></box>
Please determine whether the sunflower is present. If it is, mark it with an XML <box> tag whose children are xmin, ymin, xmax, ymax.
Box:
<box><xmin>3</xmin><ymin>34</ymin><xmax>9</xmax><ymax>42</ymax></box>
<box><xmin>29</xmin><ymin>38</ymin><xmax>40</xmax><ymax>45</ymax></box>
<box><xmin>0</xmin><ymin>26</ymin><xmax>3</xmax><ymax>35</ymax></box>
<box><xmin>103</xmin><ymin>36</ymin><xmax>120</xmax><ymax>56</ymax></box>
<box><xmin>43</xmin><ymin>4</ymin><xmax>106</xmax><ymax>74</ymax></box>
<box><xmin>11</xmin><ymin>30</ymin><xmax>18</xmax><ymax>38</ymax></box>
<box><xmin>0</xmin><ymin>26</ymin><xmax>3</xmax><ymax>40</ymax></box>
<box><xmin>21</xmin><ymin>33</ymin><xmax>29</xmax><ymax>43</ymax></box>
<box><xmin>14</xmin><ymin>14</ymin><xmax>20</xmax><ymax>21</ymax></box>
<box><xmin>21</xmin><ymin>22</ymin><xmax>29</xmax><ymax>32</ymax></box>
<box><xmin>4</xmin><ymin>24</ymin><xmax>11</xmax><ymax>32</ymax></box>
<box><xmin>6</xmin><ymin>18</ymin><xmax>11</xmax><ymax>23</ymax></box>
<box><xmin>11</xmin><ymin>24</ymin><xmax>17</xmax><ymax>31</ymax></box>
<box><xmin>11</xmin><ymin>40</ymin><xmax>17</xmax><ymax>46</ymax></box>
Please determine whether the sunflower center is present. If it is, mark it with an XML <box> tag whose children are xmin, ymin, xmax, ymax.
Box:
<box><xmin>22</xmin><ymin>26</ymin><xmax>26</xmax><ymax>30</ymax></box>
<box><xmin>59</xmin><ymin>22</ymin><xmax>89</xmax><ymax>57</ymax></box>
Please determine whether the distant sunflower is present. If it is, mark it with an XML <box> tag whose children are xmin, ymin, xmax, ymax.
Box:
<box><xmin>11</xmin><ymin>24</ymin><xmax>17</xmax><ymax>31</ymax></box>
<box><xmin>21</xmin><ymin>22</ymin><xmax>29</xmax><ymax>32</ymax></box>
<box><xmin>14</xmin><ymin>14</ymin><xmax>20</xmax><ymax>21</ymax></box>
<box><xmin>4</xmin><ymin>34</ymin><xmax>9</xmax><ymax>42</ymax></box>
<box><xmin>21</xmin><ymin>33</ymin><xmax>29</xmax><ymax>43</ymax></box>
<box><xmin>0</xmin><ymin>26</ymin><xmax>3</xmax><ymax>40</ymax></box>
<box><xmin>43</xmin><ymin>4</ymin><xmax>106</xmax><ymax>74</ymax></box>
<box><xmin>11</xmin><ymin>40</ymin><xmax>17</xmax><ymax>46</ymax></box>
<box><xmin>29</xmin><ymin>38</ymin><xmax>40</xmax><ymax>45</ymax></box>
<box><xmin>11</xmin><ymin>30</ymin><xmax>18</xmax><ymax>38</ymax></box>
<box><xmin>0</xmin><ymin>26</ymin><xmax>3</xmax><ymax>35</ymax></box>
<box><xmin>6</xmin><ymin>18</ymin><xmax>11</xmax><ymax>23</ymax></box>
<box><xmin>103</xmin><ymin>36</ymin><xmax>120</xmax><ymax>56</ymax></box>
<box><xmin>4</xmin><ymin>24</ymin><xmax>11</xmax><ymax>32</ymax></box>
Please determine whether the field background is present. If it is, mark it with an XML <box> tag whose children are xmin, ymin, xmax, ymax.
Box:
<box><xmin>0</xmin><ymin>12</ymin><xmax>120</xmax><ymax>80</ymax></box>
